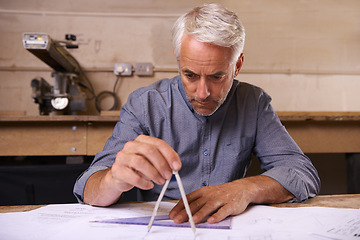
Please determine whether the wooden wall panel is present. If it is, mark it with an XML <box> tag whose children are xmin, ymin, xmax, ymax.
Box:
<box><xmin>0</xmin><ymin>0</ymin><xmax>359</xmax><ymax>114</ymax></box>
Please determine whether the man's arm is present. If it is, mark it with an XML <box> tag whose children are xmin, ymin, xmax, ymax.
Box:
<box><xmin>84</xmin><ymin>168</ymin><xmax>121</xmax><ymax>206</ymax></box>
<box><xmin>83</xmin><ymin>135</ymin><xmax>182</xmax><ymax>206</ymax></box>
<box><xmin>169</xmin><ymin>175</ymin><xmax>294</xmax><ymax>224</ymax></box>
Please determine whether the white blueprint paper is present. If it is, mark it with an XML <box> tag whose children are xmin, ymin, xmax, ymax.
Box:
<box><xmin>0</xmin><ymin>202</ymin><xmax>359</xmax><ymax>240</ymax></box>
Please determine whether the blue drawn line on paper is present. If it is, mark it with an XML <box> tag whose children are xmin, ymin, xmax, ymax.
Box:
<box><xmin>92</xmin><ymin>215</ymin><xmax>231</xmax><ymax>229</ymax></box>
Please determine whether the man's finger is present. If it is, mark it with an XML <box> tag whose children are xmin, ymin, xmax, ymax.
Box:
<box><xmin>207</xmin><ymin>194</ymin><xmax>249</xmax><ymax>223</ymax></box>
<box><xmin>122</xmin><ymin>139</ymin><xmax>172</xmax><ymax>180</ymax></box>
<box><xmin>135</xmin><ymin>135</ymin><xmax>182</xmax><ymax>171</ymax></box>
<box><xmin>169</xmin><ymin>199</ymin><xmax>184</xmax><ymax>220</ymax></box>
<box><xmin>191</xmin><ymin>199</ymin><xmax>225</xmax><ymax>224</ymax></box>
<box><xmin>206</xmin><ymin>204</ymin><xmax>233</xmax><ymax>224</ymax></box>
<box><xmin>169</xmin><ymin>190</ymin><xmax>206</xmax><ymax>223</ymax></box>
<box><xmin>112</xmin><ymin>165</ymin><xmax>154</xmax><ymax>191</ymax></box>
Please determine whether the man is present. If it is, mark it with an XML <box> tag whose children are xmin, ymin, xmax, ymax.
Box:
<box><xmin>74</xmin><ymin>3</ymin><xmax>320</xmax><ymax>225</ymax></box>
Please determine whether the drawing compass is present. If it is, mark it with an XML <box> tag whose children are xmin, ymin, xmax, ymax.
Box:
<box><xmin>147</xmin><ymin>170</ymin><xmax>196</xmax><ymax>234</ymax></box>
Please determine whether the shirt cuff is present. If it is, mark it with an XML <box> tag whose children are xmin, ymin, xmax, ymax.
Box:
<box><xmin>261</xmin><ymin>166</ymin><xmax>312</xmax><ymax>202</ymax></box>
<box><xmin>73</xmin><ymin>165</ymin><xmax>109</xmax><ymax>203</ymax></box>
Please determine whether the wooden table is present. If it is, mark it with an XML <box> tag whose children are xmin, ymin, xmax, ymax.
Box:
<box><xmin>1</xmin><ymin>111</ymin><xmax>360</xmax><ymax>156</ymax></box>
<box><xmin>271</xmin><ymin>194</ymin><xmax>360</xmax><ymax>209</ymax></box>
<box><xmin>278</xmin><ymin>112</ymin><xmax>360</xmax><ymax>153</ymax></box>
<box><xmin>0</xmin><ymin>114</ymin><xmax>119</xmax><ymax>156</ymax></box>
<box><xmin>1</xmin><ymin>112</ymin><xmax>359</xmax><ymax>194</ymax></box>
<box><xmin>0</xmin><ymin>194</ymin><xmax>359</xmax><ymax>213</ymax></box>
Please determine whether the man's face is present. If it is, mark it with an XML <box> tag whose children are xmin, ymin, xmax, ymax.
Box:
<box><xmin>178</xmin><ymin>34</ymin><xmax>243</xmax><ymax>116</ymax></box>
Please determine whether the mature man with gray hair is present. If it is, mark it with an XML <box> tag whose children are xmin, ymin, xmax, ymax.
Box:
<box><xmin>74</xmin><ymin>3</ymin><xmax>320</xmax><ymax>224</ymax></box>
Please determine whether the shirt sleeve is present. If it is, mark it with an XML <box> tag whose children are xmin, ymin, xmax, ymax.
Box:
<box><xmin>253</xmin><ymin>91</ymin><xmax>321</xmax><ymax>202</ymax></box>
<box><xmin>73</xmin><ymin>91</ymin><xmax>147</xmax><ymax>203</ymax></box>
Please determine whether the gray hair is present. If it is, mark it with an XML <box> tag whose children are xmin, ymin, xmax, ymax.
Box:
<box><xmin>172</xmin><ymin>3</ymin><xmax>245</xmax><ymax>63</ymax></box>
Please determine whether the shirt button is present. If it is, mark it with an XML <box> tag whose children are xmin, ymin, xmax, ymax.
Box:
<box><xmin>204</xmin><ymin>150</ymin><xmax>209</xmax><ymax>156</ymax></box>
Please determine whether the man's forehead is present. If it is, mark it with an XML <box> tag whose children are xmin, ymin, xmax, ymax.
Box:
<box><xmin>178</xmin><ymin>55</ymin><xmax>233</xmax><ymax>74</ymax></box>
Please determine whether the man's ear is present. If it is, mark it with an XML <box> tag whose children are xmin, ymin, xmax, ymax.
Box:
<box><xmin>234</xmin><ymin>53</ymin><xmax>244</xmax><ymax>77</ymax></box>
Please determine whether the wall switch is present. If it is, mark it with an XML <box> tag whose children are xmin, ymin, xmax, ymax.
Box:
<box><xmin>114</xmin><ymin>63</ymin><xmax>132</xmax><ymax>76</ymax></box>
<box><xmin>135</xmin><ymin>62</ymin><xmax>153</xmax><ymax>76</ymax></box>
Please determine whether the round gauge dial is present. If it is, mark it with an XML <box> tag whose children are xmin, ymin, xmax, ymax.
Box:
<box><xmin>51</xmin><ymin>97</ymin><xmax>69</xmax><ymax>110</ymax></box>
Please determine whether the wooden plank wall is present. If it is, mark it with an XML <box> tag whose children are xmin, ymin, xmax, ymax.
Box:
<box><xmin>0</xmin><ymin>0</ymin><xmax>359</xmax><ymax>115</ymax></box>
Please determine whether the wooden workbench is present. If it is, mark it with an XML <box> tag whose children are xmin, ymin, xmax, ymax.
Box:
<box><xmin>277</xmin><ymin>112</ymin><xmax>360</xmax><ymax>153</ymax></box>
<box><xmin>0</xmin><ymin>194</ymin><xmax>359</xmax><ymax>213</ymax></box>
<box><xmin>0</xmin><ymin>114</ymin><xmax>119</xmax><ymax>156</ymax></box>
<box><xmin>1</xmin><ymin>111</ymin><xmax>359</xmax><ymax>156</ymax></box>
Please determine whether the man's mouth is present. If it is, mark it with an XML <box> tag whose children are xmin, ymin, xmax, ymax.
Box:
<box><xmin>192</xmin><ymin>99</ymin><xmax>215</xmax><ymax>108</ymax></box>
<box><xmin>196</xmin><ymin>100</ymin><xmax>211</xmax><ymax>106</ymax></box>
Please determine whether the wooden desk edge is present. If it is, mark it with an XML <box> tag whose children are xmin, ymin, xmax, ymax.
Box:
<box><xmin>0</xmin><ymin>204</ymin><xmax>46</xmax><ymax>213</ymax></box>
<box><xmin>0</xmin><ymin>115</ymin><xmax>120</xmax><ymax>122</ymax></box>
<box><xmin>277</xmin><ymin>111</ymin><xmax>360</xmax><ymax>121</ymax></box>
<box><xmin>269</xmin><ymin>194</ymin><xmax>360</xmax><ymax>209</ymax></box>
<box><xmin>1</xmin><ymin>112</ymin><xmax>360</xmax><ymax>122</ymax></box>
<box><xmin>1</xmin><ymin>194</ymin><xmax>359</xmax><ymax>213</ymax></box>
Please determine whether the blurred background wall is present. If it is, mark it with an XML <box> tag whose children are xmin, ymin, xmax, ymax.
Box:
<box><xmin>0</xmin><ymin>1</ymin><xmax>359</xmax><ymax>199</ymax></box>
<box><xmin>0</xmin><ymin>0</ymin><xmax>359</xmax><ymax>115</ymax></box>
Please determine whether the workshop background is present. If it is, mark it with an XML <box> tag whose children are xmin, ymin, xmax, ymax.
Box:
<box><xmin>1</xmin><ymin>0</ymin><xmax>360</xmax><ymax>114</ymax></box>
<box><xmin>0</xmin><ymin>0</ymin><xmax>359</xmax><ymax>204</ymax></box>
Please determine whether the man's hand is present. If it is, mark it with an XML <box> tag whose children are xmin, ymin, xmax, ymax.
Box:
<box><xmin>169</xmin><ymin>175</ymin><xmax>294</xmax><ymax>224</ymax></box>
<box><xmin>111</xmin><ymin>135</ymin><xmax>181</xmax><ymax>191</ymax></box>
<box><xmin>83</xmin><ymin>135</ymin><xmax>182</xmax><ymax>206</ymax></box>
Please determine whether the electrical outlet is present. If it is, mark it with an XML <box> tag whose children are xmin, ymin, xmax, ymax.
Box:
<box><xmin>114</xmin><ymin>63</ymin><xmax>132</xmax><ymax>76</ymax></box>
<box><xmin>135</xmin><ymin>62</ymin><xmax>153</xmax><ymax>76</ymax></box>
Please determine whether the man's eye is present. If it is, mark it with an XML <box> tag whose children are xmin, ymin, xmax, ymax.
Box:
<box><xmin>185</xmin><ymin>73</ymin><xmax>197</xmax><ymax>80</ymax></box>
<box><xmin>210</xmin><ymin>75</ymin><xmax>224</xmax><ymax>81</ymax></box>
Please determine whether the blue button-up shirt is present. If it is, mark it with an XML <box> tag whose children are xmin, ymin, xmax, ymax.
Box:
<box><xmin>74</xmin><ymin>75</ymin><xmax>320</xmax><ymax>203</ymax></box>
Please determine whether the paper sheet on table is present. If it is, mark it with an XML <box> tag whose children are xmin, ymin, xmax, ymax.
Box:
<box><xmin>232</xmin><ymin>205</ymin><xmax>360</xmax><ymax>240</ymax></box>
<box><xmin>312</xmin><ymin>214</ymin><xmax>360</xmax><ymax>240</ymax></box>
<box><xmin>0</xmin><ymin>202</ymin><xmax>359</xmax><ymax>240</ymax></box>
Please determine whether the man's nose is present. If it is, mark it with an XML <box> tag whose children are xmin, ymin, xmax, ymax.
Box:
<box><xmin>197</xmin><ymin>78</ymin><xmax>210</xmax><ymax>100</ymax></box>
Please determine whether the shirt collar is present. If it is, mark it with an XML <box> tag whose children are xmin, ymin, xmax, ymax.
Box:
<box><xmin>177</xmin><ymin>75</ymin><xmax>195</xmax><ymax>113</ymax></box>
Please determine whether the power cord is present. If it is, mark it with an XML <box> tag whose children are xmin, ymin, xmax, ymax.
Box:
<box><xmin>94</xmin><ymin>76</ymin><xmax>121</xmax><ymax>112</ymax></box>
<box><xmin>64</xmin><ymin>50</ymin><xmax>121</xmax><ymax>113</ymax></box>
